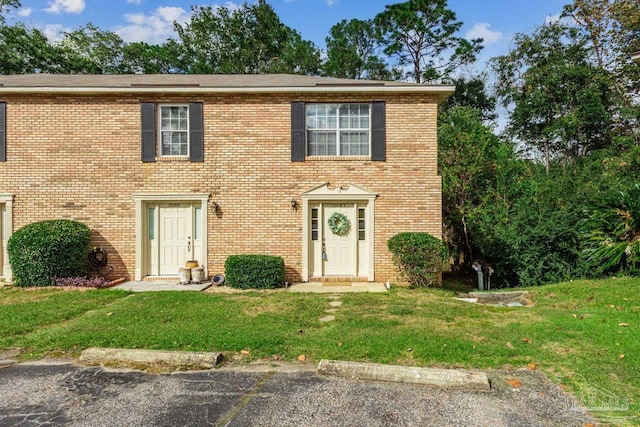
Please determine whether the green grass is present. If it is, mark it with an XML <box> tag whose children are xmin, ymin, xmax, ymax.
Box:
<box><xmin>1</xmin><ymin>278</ymin><xmax>638</xmax><ymax>424</ymax></box>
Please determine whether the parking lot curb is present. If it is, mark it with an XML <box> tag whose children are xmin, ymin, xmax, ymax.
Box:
<box><xmin>317</xmin><ymin>360</ymin><xmax>491</xmax><ymax>391</ymax></box>
<box><xmin>80</xmin><ymin>347</ymin><xmax>224</xmax><ymax>371</ymax></box>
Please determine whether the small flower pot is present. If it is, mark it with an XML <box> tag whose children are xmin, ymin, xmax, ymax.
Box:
<box><xmin>178</xmin><ymin>267</ymin><xmax>191</xmax><ymax>284</ymax></box>
<box><xmin>191</xmin><ymin>267</ymin><xmax>206</xmax><ymax>283</ymax></box>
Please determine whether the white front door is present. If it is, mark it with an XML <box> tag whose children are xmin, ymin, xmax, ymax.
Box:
<box><xmin>323</xmin><ymin>204</ymin><xmax>357</xmax><ymax>276</ymax></box>
<box><xmin>159</xmin><ymin>204</ymin><xmax>193</xmax><ymax>275</ymax></box>
<box><xmin>147</xmin><ymin>202</ymin><xmax>202</xmax><ymax>276</ymax></box>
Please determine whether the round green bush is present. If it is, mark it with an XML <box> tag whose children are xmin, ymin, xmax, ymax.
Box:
<box><xmin>7</xmin><ymin>219</ymin><xmax>91</xmax><ymax>287</ymax></box>
<box><xmin>387</xmin><ymin>232</ymin><xmax>447</xmax><ymax>287</ymax></box>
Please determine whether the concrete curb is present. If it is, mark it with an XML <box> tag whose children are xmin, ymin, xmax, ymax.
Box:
<box><xmin>80</xmin><ymin>348</ymin><xmax>224</xmax><ymax>371</ymax></box>
<box><xmin>317</xmin><ymin>360</ymin><xmax>491</xmax><ymax>391</ymax></box>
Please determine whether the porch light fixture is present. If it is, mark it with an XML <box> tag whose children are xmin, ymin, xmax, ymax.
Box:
<box><xmin>211</xmin><ymin>201</ymin><xmax>220</xmax><ymax>214</ymax></box>
<box><xmin>290</xmin><ymin>197</ymin><xmax>298</xmax><ymax>210</ymax></box>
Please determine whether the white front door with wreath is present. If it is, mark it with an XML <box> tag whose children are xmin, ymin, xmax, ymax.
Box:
<box><xmin>301</xmin><ymin>183</ymin><xmax>376</xmax><ymax>281</ymax></box>
<box><xmin>323</xmin><ymin>204</ymin><xmax>356</xmax><ymax>276</ymax></box>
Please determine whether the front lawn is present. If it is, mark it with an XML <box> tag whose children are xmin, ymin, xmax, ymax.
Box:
<box><xmin>1</xmin><ymin>278</ymin><xmax>638</xmax><ymax>424</ymax></box>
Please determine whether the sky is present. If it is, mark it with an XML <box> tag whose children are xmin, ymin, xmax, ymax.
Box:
<box><xmin>4</xmin><ymin>0</ymin><xmax>572</xmax><ymax>73</ymax></box>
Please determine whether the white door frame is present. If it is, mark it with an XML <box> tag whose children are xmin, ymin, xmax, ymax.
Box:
<box><xmin>301</xmin><ymin>183</ymin><xmax>376</xmax><ymax>281</ymax></box>
<box><xmin>0</xmin><ymin>194</ymin><xmax>13</xmax><ymax>280</ymax></box>
<box><xmin>133</xmin><ymin>193</ymin><xmax>209</xmax><ymax>280</ymax></box>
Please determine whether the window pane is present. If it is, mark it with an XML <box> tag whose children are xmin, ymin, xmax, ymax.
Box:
<box><xmin>194</xmin><ymin>206</ymin><xmax>202</xmax><ymax>240</ymax></box>
<box><xmin>148</xmin><ymin>207</ymin><xmax>156</xmax><ymax>240</ymax></box>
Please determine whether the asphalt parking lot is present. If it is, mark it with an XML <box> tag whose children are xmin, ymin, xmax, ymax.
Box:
<box><xmin>0</xmin><ymin>362</ymin><xmax>594</xmax><ymax>426</ymax></box>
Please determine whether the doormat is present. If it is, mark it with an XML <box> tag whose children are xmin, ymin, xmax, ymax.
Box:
<box><xmin>322</xmin><ymin>282</ymin><xmax>352</xmax><ymax>287</ymax></box>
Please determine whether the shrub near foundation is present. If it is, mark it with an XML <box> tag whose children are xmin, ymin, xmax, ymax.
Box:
<box><xmin>7</xmin><ymin>220</ymin><xmax>91</xmax><ymax>287</ymax></box>
<box><xmin>225</xmin><ymin>255</ymin><xmax>285</xmax><ymax>289</ymax></box>
<box><xmin>387</xmin><ymin>232</ymin><xmax>447</xmax><ymax>287</ymax></box>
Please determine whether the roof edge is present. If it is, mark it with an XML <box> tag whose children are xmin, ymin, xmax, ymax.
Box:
<box><xmin>0</xmin><ymin>85</ymin><xmax>455</xmax><ymax>103</ymax></box>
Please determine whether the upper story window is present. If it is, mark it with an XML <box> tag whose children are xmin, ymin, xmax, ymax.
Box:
<box><xmin>306</xmin><ymin>103</ymin><xmax>370</xmax><ymax>156</ymax></box>
<box><xmin>159</xmin><ymin>105</ymin><xmax>189</xmax><ymax>157</ymax></box>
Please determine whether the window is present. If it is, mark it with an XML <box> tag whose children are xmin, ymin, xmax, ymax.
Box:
<box><xmin>358</xmin><ymin>208</ymin><xmax>365</xmax><ymax>241</ymax></box>
<box><xmin>159</xmin><ymin>105</ymin><xmax>188</xmax><ymax>156</ymax></box>
<box><xmin>311</xmin><ymin>208</ymin><xmax>319</xmax><ymax>241</ymax></box>
<box><xmin>306</xmin><ymin>103</ymin><xmax>370</xmax><ymax>156</ymax></box>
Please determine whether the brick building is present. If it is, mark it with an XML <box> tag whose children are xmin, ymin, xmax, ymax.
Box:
<box><xmin>0</xmin><ymin>74</ymin><xmax>452</xmax><ymax>283</ymax></box>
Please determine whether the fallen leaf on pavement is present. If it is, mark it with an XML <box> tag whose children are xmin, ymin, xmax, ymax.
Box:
<box><xmin>507</xmin><ymin>379</ymin><xmax>522</xmax><ymax>388</ymax></box>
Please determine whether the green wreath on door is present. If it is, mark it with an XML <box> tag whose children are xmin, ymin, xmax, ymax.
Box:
<box><xmin>328</xmin><ymin>212</ymin><xmax>350</xmax><ymax>235</ymax></box>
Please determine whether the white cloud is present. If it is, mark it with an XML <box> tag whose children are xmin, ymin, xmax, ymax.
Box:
<box><xmin>465</xmin><ymin>23</ymin><xmax>503</xmax><ymax>44</ymax></box>
<box><xmin>44</xmin><ymin>0</ymin><xmax>85</xmax><ymax>14</ymax></box>
<box><xmin>115</xmin><ymin>6</ymin><xmax>190</xmax><ymax>44</ymax></box>
<box><xmin>326</xmin><ymin>0</ymin><xmax>336</xmax><ymax>5</ymax></box>
<box><xmin>42</xmin><ymin>24</ymin><xmax>70</xmax><ymax>42</ymax></box>
<box><xmin>126</xmin><ymin>0</ymin><xmax>142</xmax><ymax>5</ymax></box>
<box><xmin>17</xmin><ymin>7</ymin><xmax>33</xmax><ymax>17</ymax></box>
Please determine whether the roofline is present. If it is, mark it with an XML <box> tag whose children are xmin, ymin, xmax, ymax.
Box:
<box><xmin>632</xmin><ymin>51</ymin><xmax>640</xmax><ymax>64</ymax></box>
<box><xmin>0</xmin><ymin>84</ymin><xmax>456</xmax><ymax>102</ymax></box>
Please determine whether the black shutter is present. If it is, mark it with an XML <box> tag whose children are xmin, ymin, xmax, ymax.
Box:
<box><xmin>140</xmin><ymin>102</ymin><xmax>156</xmax><ymax>162</ymax></box>
<box><xmin>291</xmin><ymin>102</ymin><xmax>305</xmax><ymax>162</ymax></box>
<box><xmin>371</xmin><ymin>101</ymin><xmax>386</xmax><ymax>161</ymax></box>
<box><xmin>189</xmin><ymin>102</ymin><xmax>204</xmax><ymax>162</ymax></box>
<box><xmin>0</xmin><ymin>102</ymin><xmax>5</xmax><ymax>162</ymax></box>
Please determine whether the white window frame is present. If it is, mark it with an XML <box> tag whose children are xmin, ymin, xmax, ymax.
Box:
<box><xmin>306</xmin><ymin>103</ymin><xmax>371</xmax><ymax>157</ymax></box>
<box><xmin>158</xmin><ymin>104</ymin><xmax>190</xmax><ymax>157</ymax></box>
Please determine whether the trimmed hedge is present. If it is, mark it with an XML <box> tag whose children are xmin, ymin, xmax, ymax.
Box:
<box><xmin>387</xmin><ymin>232</ymin><xmax>447</xmax><ymax>287</ymax></box>
<box><xmin>225</xmin><ymin>255</ymin><xmax>285</xmax><ymax>289</ymax></box>
<box><xmin>7</xmin><ymin>219</ymin><xmax>91</xmax><ymax>287</ymax></box>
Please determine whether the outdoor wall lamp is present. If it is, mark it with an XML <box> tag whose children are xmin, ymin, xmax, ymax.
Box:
<box><xmin>291</xmin><ymin>197</ymin><xmax>298</xmax><ymax>210</ymax></box>
<box><xmin>211</xmin><ymin>201</ymin><xmax>220</xmax><ymax>214</ymax></box>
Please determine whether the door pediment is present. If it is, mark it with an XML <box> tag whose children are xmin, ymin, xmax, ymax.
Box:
<box><xmin>301</xmin><ymin>182</ymin><xmax>377</xmax><ymax>201</ymax></box>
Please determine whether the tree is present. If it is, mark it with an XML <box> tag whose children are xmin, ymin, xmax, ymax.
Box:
<box><xmin>59</xmin><ymin>23</ymin><xmax>126</xmax><ymax>73</ymax></box>
<box><xmin>562</xmin><ymin>0</ymin><xmax>640</xmax><ymax>143</ymax></box>
<box><xmin>374</xmin><ymin>0</ymin><xmax>482</xmax><ymax>82</ymax></box>
<box><xmin>173</xmin><ymin>0</ymin><xmax>321</xmax><ymax>74</ymax></box>
<box><xmin>492</xmin><ymin>22</ymin><xmax>614</xmax><ymax>172</ymax></box>
<box><xmin>121</xmin><ymin>41</ymin><xmax>178</xmax><ymax>74</ymax></box>
<box><xmin>440</xmin><ymin>74</ymin><xmax>497</xmax><ymax>121</ymax></box>
<box><xmin>0</xmin><ymin>23</ymin><xmax>78</xmax><ymax>74</ymax></box>
<box><xmin>438</xmin><ymin>106</ymin><xmax>515</xmax><ymax>269</ymax></box>
<box><xmin>0</xmin><ymin>0</ymin><xmax>20</xmax><ymax>22</ymax></box>
<box><xmin>324</xmin><ymin>18</ymin><xmax>395</xmax><ymax>80</ymax></box>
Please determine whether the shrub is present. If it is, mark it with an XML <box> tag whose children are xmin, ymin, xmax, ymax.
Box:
<box><xmin>224</xmin><ymin>254</ymin><xmax>285</xmax><ymax>289</ymax></box>
<box><xmin>387</xmin><ymin>232</ymin><xmax>447</xmax><ymax>287</ymax></box>
<box><xmin>7</xmin><ymin>219</ymin><xmax>91</xmax><ymax>287</ymax></box>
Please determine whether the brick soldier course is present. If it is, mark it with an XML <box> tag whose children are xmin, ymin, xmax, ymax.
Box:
<box><xmin>0</xmin><ymin>74</ymin><xmax>452</xmax><ymax>283</ymax></box>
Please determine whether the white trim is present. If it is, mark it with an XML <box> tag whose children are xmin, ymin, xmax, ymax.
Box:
<box><xmin>133</xmin><ymin>193</ymin><xmax>209</xmax><ymax>280</ymax></box>
<box><xmin>301</xmin><ymin>183</ymin><xmax>376</xmax><ymax>281</ymax></box>
<box><xmin>0</xmin><ymin>194</ymin><xmax>13</xmax><ymax>280</ymax></box>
